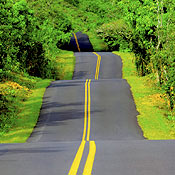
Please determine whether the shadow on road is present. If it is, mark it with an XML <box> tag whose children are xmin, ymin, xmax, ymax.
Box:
<box><xmin>60</xmin><ymin>32</ymin><xmax>94</xmax><ymax>52</ymax></box>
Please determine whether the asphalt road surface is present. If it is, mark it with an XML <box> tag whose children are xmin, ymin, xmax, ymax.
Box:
<box><xmin>0</xmin><ymin>52</ymin><xmax>175</xmax><ymax>175</ymax></box>
<box><xmin>60</xmin><ymin>32</ymin><xmax>94</xmax><ymax>52</ymax></box>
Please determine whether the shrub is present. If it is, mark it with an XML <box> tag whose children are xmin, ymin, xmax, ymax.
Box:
<box><xmin>97</xmin><ymin>20</ymin><xmax>132</xmax><ymax>51</ymax></box>
<box><xmin>0</xmin><ymin>81</ymin><xmax>31</xmax><ymax>133</ymax></box>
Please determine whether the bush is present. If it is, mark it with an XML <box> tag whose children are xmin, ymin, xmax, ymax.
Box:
<box><xmin>97</xmin><ymin>20</ymin><xmax>132</xmax><ymax>51</ymax></box>
<box><xmin>0</xmin><ymin>0</ymin><xmax>64</xmax><ymax>79</ymax></box>
<box><xmin>0</xmin><ymin>81</ymin><xmax>31</xmax><ymax>133</ymax></box>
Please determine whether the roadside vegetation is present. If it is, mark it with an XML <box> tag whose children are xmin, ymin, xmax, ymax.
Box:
<box><xmin>56</xmin><ymin>51</ymin><xmax>75</xmax><ymax>80</ymax></box>
<box><xmin>0</xmin><ymin>50</ymin><xmax>74</xmax><ymax>143</ymax></box>
<box><xmin>97</xmin><ymin>0</ymin><xmax>175</xmax><ymax>112</ymax></box>
<box><xmin>87</xmin><ymin>33</ymin><xmax>108</xmax><ymax>52</ymax></box>
<box><xmin>114</xmin><ymin>52</ymin><xmax>175</xmax><ymax>139</ymax></box>
<box><xmin>0</xmin><ymin>78</ymin><xmax>51</xmax><ymax>143</ymax></box>
<box><xmin>0</xmin><ymin>0</ymin><xmax>77</xmax><ymax>142</ymax></box>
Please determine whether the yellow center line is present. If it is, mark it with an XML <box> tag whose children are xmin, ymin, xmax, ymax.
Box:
<box><xmin>73</xmin><ymin>32</ymin><xmax>81</xmax><ymax>52</ymax></box>
<box><xmin>82</xmin><ymin>79</ymin><xmax>88</xmax><ymax>141</ymax></box>
<box><xmin>94</xmin><ymin>52</ymin><xmax>99</xmax><ymax>80</ymax></box>
<box><xmin>69</xmin><ymin>79</ymin><xmax>96</xmax><ymax>175</ymax></box>
<box><xmin>85</xmin><ymin>80</ymin><xmax>96</xmax><ymax>175</ymax></box>
<box><xmin>68</xmin><ymin>79</ymin><xmax>88</xmax><ymax>175</ymax></box>
<box><xmin>83</xmin><ymin>141</ymin><xmax>96</xmax><ymax>175</ymax></box>
<box><xmin>95</xmin><ymin>57</ymin><xmax>99</xmax><ymax>80</ymax></box>
<box><xmin>87</xmin><ymin>79</ymin><xmax>91</xmax><ymax>141</ymax></box>
<box><xmin>97</xmin><ymin>56</ymin><xmax>101</xmax><ymax>80</ymax></box>
<box><xmin>93</xmin><ymin>52</ymin><xmax>101</xmax><ymax>80</ymax></box>
<box><xmin>68</xmin><ymin>140</ymin><xmax>86</xmax><ymax>175</ymax></box>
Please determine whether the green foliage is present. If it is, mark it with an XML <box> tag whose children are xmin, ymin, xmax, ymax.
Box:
<box><xmin>0</xmin><ymin>79</ymin><xmax>51</xmax><ymax>142</ymax></box>
<box><xmin>0</xmin><ymin>76</ymin><xmax>37</xmax><ymax>133</ymax></box>
<box><xmin>0</xmin><ymin>0</ymin><xmax>73</xmax><ymax>79</ymax></box>
<box><xmin>97</xmin><ymin>19</ymin><xmax>132</xmax><ymax>51</ymax></box>
<box><xmin>0</xmin><ymin>92</ymin><xmax>18</xmax><ymax>133</ymax></box>
<box><xmin>0</xmin><ymin>1</ymin><xmax>48</xmax><ymax>78</ymax></box>
<box><xmin>29</xmin><ymin>0</ymin><xmax>72</xmax><ymax>50</ymax></box>
<box><xmin>96</xmin><ymin>0</ymin><xmax>175</xmax><ymax>110</ymax></box>
<box><xmin>0</xmin><ymin>0</ymin><xmax>14</xmax><ymax>70</ymax></box>
<box><xmin>78</xmin><ymin>0</ymin><xmax>118</xmax><ymax>31</ymax></box>
<box><xmin>64</xmin><ymin>0</ymin><xmax>79</xmax><ymax>6</ymax></box>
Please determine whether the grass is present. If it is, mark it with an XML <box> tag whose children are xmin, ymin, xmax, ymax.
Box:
<box><xmin>87</xmin><ymin>31</ymin><xmax>108</xmax><ymax>52</ymax></box>
<box><xmin>56</xmin><ymin>50</ymin><xmax>75</xmax><ymax>80</ymax></box>
<box><xmin>113</xmin><ymin>51</ymin><xmax>175</xmax><ymax>140</ymax></box>
<box><xmin>0</xmin><ymin>79</ymin><xmax>51</xmax><ymax>143</ymax></box>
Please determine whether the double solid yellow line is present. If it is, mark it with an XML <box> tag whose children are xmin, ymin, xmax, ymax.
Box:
<box><xmin>73</xmin><ymin>33</ymin><xmax>102</xmax><ymax>81</ymax></box>
<box><xmin>73</xmin><ymin>32</ymin><xmax>101</xmax><ymax>80</ymax></box>
<box><xmin>73</xmin><ymin>32</ymin><xmax>81</xmax><ymax>52</ymax></box>
<box><xmin>93</xmin><ymin>52</ymin><xmax>101</xmax><ymax>80</ymax></box>
<box><xmin>68</xmin><ymin>79</ymin><xmax>96</xmax><ymax>175</ymax></box>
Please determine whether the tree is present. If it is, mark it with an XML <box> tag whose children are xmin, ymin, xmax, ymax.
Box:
<box><xmin>0</xmin><ymin>0</ymin><xmax>14</xmax><ymax>71</ymax></box>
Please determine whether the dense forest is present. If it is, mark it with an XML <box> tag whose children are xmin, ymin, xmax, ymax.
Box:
<box><xmin>0</xmin><ymin>0</ymin><xmax>175</xmax><ymax>132</ymax></box>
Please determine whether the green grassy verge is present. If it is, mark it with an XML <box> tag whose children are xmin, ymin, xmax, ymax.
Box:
<box><xmin>0</xmin><ymin>79</ymin><xmax>51</xmax><ymax>143</ymax></box>
<box><xmin>113</xmin><ymin>51</ymin><xmax>175</xmax><ymax>140</ymax></box>
<box><xmin>56</xmin><ymin>50</ymin><xmax>75</xmax><ymax>80</ymax></box>
<box><xmin>87</xmin><ymin>31</ymin><xmax>108</xmax><ymax>51</ymax></box>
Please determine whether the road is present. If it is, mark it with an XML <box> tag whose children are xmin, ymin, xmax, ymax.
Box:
<box><xmin>0</xmin><ymin>51</ymin><xmax>175</xmax><ymax>175</ymax></box>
